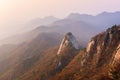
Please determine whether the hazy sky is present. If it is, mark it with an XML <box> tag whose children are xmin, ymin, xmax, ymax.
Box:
<box><xmin>0</xmin><ymin>0</ymin><xmax>120</xmax><ymax>39</ymax></box>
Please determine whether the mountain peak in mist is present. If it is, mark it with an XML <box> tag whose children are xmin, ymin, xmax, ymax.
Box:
<box><xmin>29</xmin><ymin>16</ymin><xmax>59</xmax><ymax>25</ymax></box>
<box><xmin>57</xmin><ymin>32</ymin><xmax>80</xmax><ymax>55</ymax></box>
<box><xmin>67</xmin><ymin>13</ymin><xmax>93</xmax><ymax>19</ymax></box>
<box><xmin>43</xmin><ymin>16</ymin><xmax>59</xmax><ymax>20</ymax></box>
<box><xmin>25</xmin><ymin>16</ymin><xmax>59</xmax><ymax>31</ymax></box>
<box><xmin>67</xmin><ymin>11</ymin><xmax>120</xmax><ymax>19</ymax></box>
<box><xmin>97</xmin><ymin>11</ymin><xmax>120</xmax><ymax>16</ymax></box>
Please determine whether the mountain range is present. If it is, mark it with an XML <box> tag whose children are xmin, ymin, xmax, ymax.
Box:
<box><xmin>0</xmin><ymin>12</ymin><xmax>120</xmax><ymax>80</ymax></box>
<box><xmin>0</xmin><ymin>11</ymin><xmax>120</xmax><ymax>46</ymax></box>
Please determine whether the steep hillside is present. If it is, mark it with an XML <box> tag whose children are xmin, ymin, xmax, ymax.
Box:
<box><xmin>51</xmin><ymin>25</ymin><xmax>120</xmax><ymax>80</ymax></box>
<box><xmin>83</xmin><ymin>25</ymin><xmax>120</xmax><ymax>67</ymax></box>
<box><xmin>0</xmin><ymin>44</ymin><xmax>18</xmax><ymax>62</ymax></box>
<box><xmin>0</xmin><ymin>25</ymin><xmax>120</xmax><ymax>80</ymax></box>
<box><xmin>18</xmin><ymin>32</ymin><xmax>81</xmax><ymax>80</ymax></box>
<box><xmin>51</xmin><ymin>50</ymin><xmax>85</xmax><ymax>80</ymax></box>
<box><xmin>76</xmin><ymin>25</ymin><xmax>120</xmax><ymax>80</ymax></box>
<box><xmin>55</xmin><ymin>32</ymin><xmax>80</xmax><ymax>73</ymax></box>
<box><xmin>0</xmin><ymin>32</ymin><xmax>62</xmax><ymax>80</ymax></box>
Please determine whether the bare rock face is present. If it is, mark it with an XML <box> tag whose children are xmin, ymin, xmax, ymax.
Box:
<box><xmin>57</xmin><ymin>32</ymin><xmax>80</xmax><ymax>55</ymax></box>
<box><xmin>56</xmin><ymin>32</ymin><xmax>80</xmax><ymax>71</ymax></box>
<box><xmin>112</xmin><ymin>44</ymin><xmax>120</xmax><ymax>65</ymax></box>
<box><xmin>83</xmin><ymin>25</ymin><xmax>120</xmax><ymax>67</ymax></box>
<box><xmin>86</xmin><ymin>40</ymin><xmax>95</xmax><ymax>53</ymax></box>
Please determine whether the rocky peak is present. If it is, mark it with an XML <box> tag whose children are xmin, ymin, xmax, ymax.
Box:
<box><xmin>83</xmin><ymin>25</ymin><xmax>120</xmax><ymax>67</ymax></box>
<box><xmin>55</xmin><ymin>32</ymin><xmax>80</xmax><ymax>72</ymax></box>
<box><xmin>57</xmin><ymin>32</ymin><xmax>80</xmax><ymax>55</ymax></box>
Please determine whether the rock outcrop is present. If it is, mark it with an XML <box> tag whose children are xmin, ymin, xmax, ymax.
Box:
<box><xmin>56</xmin><ymin>32</ymin><xmax>80</xmax><ymax>71</ymax></box>
<box><xmin>83</xmin><ymin>25</ymin><xmax>120</xmax><ymax>67</ymax></box>
<box><xmin>57</xmin><ymin>32</ymin><xmax>80</xmax><ymax>55</ymax></box>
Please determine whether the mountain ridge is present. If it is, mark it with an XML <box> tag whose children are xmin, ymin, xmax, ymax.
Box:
<box><xmin>1</xmin><ymin>11</ymin><xmax>120</xmax><ymax>47</ymax></box>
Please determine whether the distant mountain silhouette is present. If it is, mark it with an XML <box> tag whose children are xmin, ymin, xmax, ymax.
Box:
<box><xmin>24</xmin><ymin>16</ymin><xmax>59</xmax><ymax>31</ymax></box>
<box><xmin>1</xmin><ymin>12</ymin><xmax>120</xmax><ymax>47</ymax></box>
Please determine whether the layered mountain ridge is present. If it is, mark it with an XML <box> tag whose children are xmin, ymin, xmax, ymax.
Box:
<box><xmin>1</xmin><ymin>11</ymin><xmax>120</xmax><ymax>47</ymax></box>
<box><xmin>0</xmin><ymin>23</ymin><xmax>120</xmax><ymax>80</ymax></box>
<box><xmin>51</xmin><ymin>25</ymin><xmax>120</xmax><ymax>80</ymax></box>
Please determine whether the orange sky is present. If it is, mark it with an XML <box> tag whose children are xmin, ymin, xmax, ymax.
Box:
<box><xmin>0</xmin><ymin>0</ymin><xmax>120</xmax><ymax>38</ymax></box>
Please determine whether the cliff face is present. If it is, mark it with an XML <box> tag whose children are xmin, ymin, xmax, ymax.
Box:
<box><xmin>57</xmin><ymin>32</ymin><xmax>80</xmax><ymax>55</ymax></box>
<box><xmin>83</xmin><ymin>25</ymin><xmax>120</xmax><ymax>67</ymax></box>
<box><xmin>56</xmin><ymin>32</ymin><xmax>80</xmax><ymax>72</ymax></box>
<box><xmin>113</xmin><ymin>44</ymin><xmax>120</xmax><ymax>64</ymax></box>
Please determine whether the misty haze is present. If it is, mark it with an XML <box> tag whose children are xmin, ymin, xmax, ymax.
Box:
<box><xmin>0</xmin><ymin>0</ymin><xmax>120</xmax><ymax>80</ymax></box>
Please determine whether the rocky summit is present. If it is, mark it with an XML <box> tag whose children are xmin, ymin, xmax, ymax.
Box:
<box><xmin>57</xmin><ymin>32</ymin><xmax>80</xmax><ymax>55</ymax></box>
